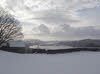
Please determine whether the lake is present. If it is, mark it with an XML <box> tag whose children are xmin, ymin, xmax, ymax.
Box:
<box><xmin>30</xmin><ymin>45</ymin><xmax>73</xmax><ymax>50</ymax></box>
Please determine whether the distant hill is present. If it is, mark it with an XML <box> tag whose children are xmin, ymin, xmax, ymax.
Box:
<box><xmin>24</xmin><ymin>39</ymin><xmax>100</xmax><ymax>47</ymax></box>
<box><xmin>56</xmin><ymin>39</ymin><xmax>100</xmax><ymax>47</ymax></box>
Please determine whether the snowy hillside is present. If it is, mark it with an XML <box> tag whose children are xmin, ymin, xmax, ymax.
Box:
<box><xmin>0</xmin><ymin>50</ymin><xmax>100</xmax><ymax>74</ymax></box>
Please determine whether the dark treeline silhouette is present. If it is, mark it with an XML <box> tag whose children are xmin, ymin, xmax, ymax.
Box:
<box><xmin>0</xmin><ymin>47</ymin><xmax>100</xmax><ymax>54</ymax></box>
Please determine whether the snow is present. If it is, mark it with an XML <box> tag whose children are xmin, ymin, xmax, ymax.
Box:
<box><xmin>0</xmin><ymin>50</ymin><xmax>100</xmax><ymax>74</ymax></box>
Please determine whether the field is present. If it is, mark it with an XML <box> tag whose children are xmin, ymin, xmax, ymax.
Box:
<box><xmin>0</xmin><ymin>50</ymin><xmax>100</xmax><ymax>74</ymax></box>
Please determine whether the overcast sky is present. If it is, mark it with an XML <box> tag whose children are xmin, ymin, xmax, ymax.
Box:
<box><xmin>0</xmin><ymin>0</ymin><xmax>100</xmax><ymax>41</ymax></box>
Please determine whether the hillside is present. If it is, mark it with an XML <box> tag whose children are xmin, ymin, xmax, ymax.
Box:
<box><xmin>25</xmin><ymin>39</ymin><xmax>100</xmax><ymax>47</ymax></box>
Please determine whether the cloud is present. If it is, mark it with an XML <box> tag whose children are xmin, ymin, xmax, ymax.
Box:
<box><xmin>32</xmin><ymin>24</ymin><xmax>50</xmax><ymax>35</ymax></box>
<box><xmin>78</xmin><ymin>7</ymin><xmax>100</xmax><ymax>26</ymax></box>
<box><xmin>30</xmin><ymin>9</ymin><xmax>79</xmax><ymax>25</ymax></box>
<box><xmin>31</xmin><ymin>24</ymin><xmax>100</xmax><ymax>40</ymax></box>
<box><xmin>0</xmin><ymin>0</ymin><xmax>100</xmax><ymax>40</ymax></box>
<box><xmin>2</xmin><ymin>0</ymin><xmax>100</xmax><ymax>23</ymax></box>
<box><xmin>51</xmin><ymin>25</ymin><xmax>100</xmax><ymax>40</ymax></box>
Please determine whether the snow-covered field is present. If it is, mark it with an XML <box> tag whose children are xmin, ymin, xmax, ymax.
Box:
<box><xmin>0</xmin><ymin>50</ymin><xmax>100</xmax><ymax>74</ymax></box>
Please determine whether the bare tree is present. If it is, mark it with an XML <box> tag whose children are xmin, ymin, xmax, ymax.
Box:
<box><xmin>0</xmin><ymin>7</ymin><xmax>23</xmax><ymax>46</ymax></box>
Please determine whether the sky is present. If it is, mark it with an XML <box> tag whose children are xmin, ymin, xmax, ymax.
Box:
<box><xmin>0</xmin><ymin>0</ymin><xmax>100</xmax><ymax>41</ymax></box>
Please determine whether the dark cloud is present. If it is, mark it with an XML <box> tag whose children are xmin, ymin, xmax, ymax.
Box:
<box><xmin>32</xmin><ymin>24</ymin><xmax>100</xmax><ymax>40</ymax></box>
<box><xmin>32</xmin><ymin>24</ymin><xmax>50</xmax><ymax>35</ymax></box>
<box><xmin>52</xmin><ymin>25</ymin><xmax>100</xmax><ymax>40</ymax></box>
<box><xmin>38</xmin><ymin>24</ymin><xmax>50</xmax><ymax>34</ymax></box>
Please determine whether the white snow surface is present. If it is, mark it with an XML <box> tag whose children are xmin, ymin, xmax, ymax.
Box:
<box><xmin>0</xmin><ymin>50</ymin><xmax>100</xmax><ymax>74</ymax></box>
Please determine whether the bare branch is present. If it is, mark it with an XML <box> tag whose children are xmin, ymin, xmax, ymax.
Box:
<box><xmin>0</xmin><ymin>7</ymin><xmax>23</xmax><ymax>46</ymax></box>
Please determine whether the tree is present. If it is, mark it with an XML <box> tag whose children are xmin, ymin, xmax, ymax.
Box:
<box><xmin>0</xmin><ymin>7</ymin><xmax>23</xmax><ymax>46</ymax></box>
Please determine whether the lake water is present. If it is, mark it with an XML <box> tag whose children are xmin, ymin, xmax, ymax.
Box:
<box><xmin>30</xmin><ymin>45</ymin><xmax>73</xmax><ymax>50</ymax></box>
